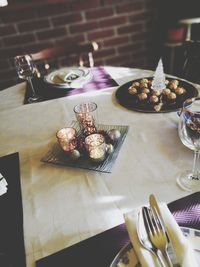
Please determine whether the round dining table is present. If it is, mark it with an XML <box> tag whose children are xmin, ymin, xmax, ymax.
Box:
<box><xmin>0</xmin><ymin>66</ymin><xmax>199</xmax><ymax>267</ymax></box>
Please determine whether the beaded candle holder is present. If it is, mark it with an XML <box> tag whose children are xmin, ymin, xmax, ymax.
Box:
<box><xmin>56</xmin><ymin>127</ymin><xmax>77</xmax><ymax>152</ymax></box>
<box><xmin>85</xmin><ymin>133</ymin><xmax>106</xmax><ymax>162</ymax></box>
<box><xmin>73</xmin><ymin>102</ymin><xmax>98</xmax><ymax>136</ymax></box>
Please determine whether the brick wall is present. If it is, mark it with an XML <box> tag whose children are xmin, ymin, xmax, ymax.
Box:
<box><xmin>0</xmin><ymin>0</ymin><xmax>160</xmax><ymax>90</ymax></box>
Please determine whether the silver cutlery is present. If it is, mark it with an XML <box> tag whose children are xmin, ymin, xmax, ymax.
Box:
<box><xmin>149</xmin><ymin>194</ymin><xmax>180</xmax><ymax>267</ymax></box>
<box><xmin>137</xmin><ymin>208</ymin><xmax>166</xmax><ymax>267</ymax></box>
<box><xmin>142</xmin><ymin>206</ymin><xmax>173</xmax><ymax>267</ymax></box>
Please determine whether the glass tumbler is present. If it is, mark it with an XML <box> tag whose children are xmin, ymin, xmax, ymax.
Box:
<box><xmin>73</xmin><ymin>102</ymin><xmax>98</xmax><ymax>136</ymax></box>
<box><xmin>56</xmin><ymin>127</ymin><xmax>77</xmax><ymax>152</ymax></box>
<box><xmin>85</xmin><ymin>133</ymin><xmax>106</xmax><ymax>162</ymax></box>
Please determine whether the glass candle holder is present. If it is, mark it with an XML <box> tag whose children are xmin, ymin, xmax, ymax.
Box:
<box><xmin>85</xmin><ymin>133</ymin><xmax>106</xmax><ymax>162</ymax></box>
<box><xmin>74</xmin><ymin>102</ymin><xmax>98</xmax><ymax>136</ymax></box>
<box><xmin>56</xmin><ymin>127</ymin><xmax>77</xmax><ymax>152</ymax></box>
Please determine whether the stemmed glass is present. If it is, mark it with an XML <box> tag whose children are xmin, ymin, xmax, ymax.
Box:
<box><xmin>177</xmin><ymin>97</ymin><xmax>200</xmax><ymax>191</ymax></box>
<box><xmin>14</xmin><ymin>54</ymin><xmax>41</xmax><ymax>103</ymax></box>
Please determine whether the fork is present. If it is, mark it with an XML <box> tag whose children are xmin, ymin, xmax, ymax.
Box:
<box><xmin>142</xmin><ymin>206</ymin><xmax>173</xmax><ymax>267</ymax></box>
<box><xmin>137</xmin><ymin>208</ymin><xmax>166</xmax><ymax>267</ymax></box>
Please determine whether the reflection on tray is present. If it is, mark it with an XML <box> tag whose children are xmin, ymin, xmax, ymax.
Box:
<box><xmin>116</xmin><ymin>77</ymin><xmax>198</xmax><ymax>113</ymax></box>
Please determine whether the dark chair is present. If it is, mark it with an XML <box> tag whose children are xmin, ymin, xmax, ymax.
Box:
<box><xmin>31</xmin><ymin>41</ymin><xmax>99</xmax><ymax>76</ymax></box>
<box><xmin>181</xmin><ymin>40</ymin><xmax>200</xmax><ymax>84</ymax></box>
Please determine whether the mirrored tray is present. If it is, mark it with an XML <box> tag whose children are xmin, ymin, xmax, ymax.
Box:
<box><xmin>115</xmin><ymin>77</ymin><xmax>198</xmax><ymax>113</ymax></box>
<box><xmin>41</xmin><ymin>122</ymin><xmax>129</xmax><ymax>173</ymax></box>
<box><xmin>110</xmin><ymin>227</ymin><xmax>200</xmax><ymax>267</ymax></box>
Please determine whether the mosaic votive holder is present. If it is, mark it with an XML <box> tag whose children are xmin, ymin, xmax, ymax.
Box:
<box><xmin>73</xmin><ymin>102</ymin><xmax>98</xmax><ymax>136</ymax></box>
<box><xmin>56</xmin><ymin>127</ymin><xmax>77</xmax><ymax>152</ymax></box>
<box><xmin>85</xmin><ymin>133</ymin><xmax>106</xmax><ymax>162</ymax></box>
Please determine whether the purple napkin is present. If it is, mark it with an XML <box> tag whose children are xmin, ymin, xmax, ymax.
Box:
<box><xmin>36</xmin><ymin>192</ymin><xmax>200</xmax><ymax>267</ymax></box>
<box><xmin>24</xmin><ymin>66</ymin><xmax>118</xmax><ymax>104</ymax></box>
<box><xmin>0</xmin><ymin>152</ymin><xmax>26</xmax><ymax>267</ymax></box>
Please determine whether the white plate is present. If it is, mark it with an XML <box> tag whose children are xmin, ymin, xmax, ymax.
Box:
<box><xmin>110</xmin><ymin>227</ymin><xmax>200</xmax><ymax>267</ymax></box>
<box><xmin>44</xmin><ymin>67</ymin><xmax>92</xmax><ymax>89</ymax></box>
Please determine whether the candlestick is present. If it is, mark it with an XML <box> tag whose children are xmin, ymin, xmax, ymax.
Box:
<box><xmin>74</xmin><ymin>102</ymin><xmax>98</xmax><ymax>136</ymax></box>
<box><xmin>56</xmin><ymin>127</ymin><xmax>77</xmax><ymax>152</ymax></box>
<box><xmin>85</xmin><ymin>133</ymin><xmax>106</xmax><ymax>162</ymax></box>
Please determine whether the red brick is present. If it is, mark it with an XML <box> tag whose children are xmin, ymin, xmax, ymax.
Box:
<box><xmin>102</xmin><ymin>0</ymin><xmax>124</xmax><ymax>5</ymax></box>
<box><xmin>87</xmin><ymin>29</ymin><xmax>115</xmax><ymax>41</ymax></box>
<box><xmin>85</xmin><ymin>7</ymin><xmax>113</xmax><ymax>20</ymax></box>
<box><xmin>4</xmin><ymin>34</ymin><xmax>35</xmax><ymax>46</ymax></box>
<box><xmin>36</xmin><ymin>28</ymin><xmax>67</xmax><ymax>41</ymax></box>
<box><xmin>93</xmin><ymin>58</ymin><xmax>104</xmax><ymax>66</ymax></box>
<box><xmin>70</xmin><ymin>0</ymin><xmax>101</xmax><ymax>11</ymax></box>
<box><xmin>36</xmin><ymin>4</ymin><xmax>70</xmax><ymax>17</ymax></box>
<box><xmin>116</xmin><ymin>2</ymin><xmax>144</xmax><ymax>14</ymax></box>
<box><xmin>1</xmin><ymin>10</ymin><xmax>37</xmax><ymax>23</ymax></box>
<box><xmin>103</xmin><ymin>36</ymin><xmax>130</xmax><ymax>47</ymax></box>
<box><xmin>22</xmin><ymin>42</ymin><xmax>54</xmax><ymax>54</ymax></box>
<box><xmin>105</xmin><ymin>54</ymin><xmax>131</xmax><ymax>65</ymax></box>
<box><xmin>99</xmin><ymin>16</ymin><xmax>127</xmax><ymax>28</ymax></box>
<box><xmin>69</xmin><ymin>21</ymin><xmax>99</xmax><ymax>34</ymax></box>
<box><xmin>0</xmin><ymin>25</ymin><xmax>16</xmax><ymax>36</ymax></box>
<box><xmin>56</xmin><ymin>35</ymin><xmax>85</xmax><ymax>45</ymax></box>
<box><xmin>52</xmin><ymin>13</ymin><xmax>83</xmax><ymax>26</ymax></box>
<box><xmin>18</xmin><ymin>19</ymin><xmax>50</xmax><ymax>33</ymax></box>
<box><xmin>117</xmin><ymin>42</ymin><xmax>144</xmax><ymax>53</ymax></box>
<box><xmin>129</xmin><ymin>11</ymin><xmax>154</xmax><ymax>23</ymax></box>
<box><xmin>95</xmin><ymin>48</ymin><xmax>116</xmax><ymax>59</ymax></box>
<box><xmin>0</xmin><ymin>47</ymin><xmax>25</xmax><ymax>58</ymax></box>
<box><xmin>117</xmin><ymin>23</ymin><xmax>143</xmax><ymax>35</ymax></box>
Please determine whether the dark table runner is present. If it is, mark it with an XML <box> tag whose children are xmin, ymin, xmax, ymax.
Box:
<box><xmin>24</xmin><ymin>66</ymin><xmax>118</xmax><ymax>104</ymax></box>
<box><xmin>0</xmin><ymin>152</ymin><xmax>26</xmax><ymax>267</ymax></box>
<box><xmin>36</xmin><ymin>192</ymin><xmax>200</xmax><ymax>267</ymax></box>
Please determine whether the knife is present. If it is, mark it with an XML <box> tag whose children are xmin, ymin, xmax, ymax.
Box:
<box><xmin>149</xmin><ymin>194</ymin><xmax>180</xmax><ymax>267</ymax></box>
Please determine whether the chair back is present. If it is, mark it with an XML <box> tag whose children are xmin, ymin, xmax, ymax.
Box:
<box><xmin>182</xmin><ymin>40</ymin><xmax>200</xmax><ymax>84</ymax></box>
<box><xmin>31</xmin><ymin>42</ymin><xmax>98</xmax><ymax>76</ymax></box>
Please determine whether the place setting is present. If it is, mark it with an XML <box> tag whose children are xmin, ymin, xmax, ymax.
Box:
<box><xmin>115</xmin><ymin>59</ymin><xmax>199</xmax><ymax>113</ymax></box>
<box><xmin>36</xmin><ymin>192</ymin><xmax>200</xmax><ymax>267</ymax></box>
<box><xmin>14</xmin><ymin>54</ymin><xmax>119</xmax><ymax>105</ymax></box>
<box><xmin>41</xmin><ymin>101</ymin><xmax>129</xmax><ymax>173</ymax></box>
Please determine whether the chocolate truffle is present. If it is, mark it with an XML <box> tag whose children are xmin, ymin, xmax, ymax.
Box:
<box><xmin>128</xmin><ymin>86</ymin><xmax>137</xmax><ymax>95</ymax></box>
<box><xmin>167</xmin><ymin>92</ymin><xmax>177</xmax><ymax>101</ymax></box>
<box><xmin>150</xmin><ymin>95</ymin><xmax>159</xmax><ymax>104</ymax></box>
<box><xmin>162</xmin><ymin>88</ymin><xmax>171</xmax><ymax>96</ymax></box>
<box><xmin>132</xmin><ymin>81</ymin><xmax>140</xmax><ymax>87</ymax></box>
<box><xmin>152</xmin><ymin>90</ymin><xmax>161</xmax><ymax>96</ymax></box>
<box><xmin>175</xmin><ymin>87</ymin><xmax>186</xmax><ymax>95</ymax></box>
<box><xmin>138</xmin><ymin>92</ymin><xmax>148</xmax><ymax>101</ymax></box>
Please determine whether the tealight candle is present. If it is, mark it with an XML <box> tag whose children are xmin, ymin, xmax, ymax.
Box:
<box><xmin>85</xmin><ymin>133</ymin><xmax>106</xmax><ymax>162</ymax></box>
<box><xmin>56</xmin><ymin>127</ymin><xmax>77</xmax><ymax>152</ymax></box>
<box><xmin>74</xmin><ymin>102</ymin><xmax>98</xmax><ymax>136</ymax></box>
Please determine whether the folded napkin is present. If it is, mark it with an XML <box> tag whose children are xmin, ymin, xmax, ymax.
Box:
<box><xmin>124</xmin><ymin>203</ymin><xmax>198</xmax><ymax>267</ymax></box>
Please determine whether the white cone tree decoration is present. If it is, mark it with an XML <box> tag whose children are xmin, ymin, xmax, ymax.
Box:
<box><xmin>151</xmin><ymin>58</ymin><xmax>165</xmax><ymax>93</ymax></box>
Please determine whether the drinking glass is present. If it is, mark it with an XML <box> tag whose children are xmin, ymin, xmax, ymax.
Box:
<box><xmin>73</xmin><ymin>102</ymin><xmax>98</xmax><ymax>136</ymax></box>
<box><xmin>14</xmin><ymin>54</ymin><xmax>41</xmax><ymax>103</ymax></box>
<box><xmin>177</xmin><ymin>97</ymin><xmax>200</xmax><ymax>191</ymax></box>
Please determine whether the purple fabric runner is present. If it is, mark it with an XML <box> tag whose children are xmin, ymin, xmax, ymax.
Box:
<box><xmin>24</xmin><ymin>66</ymin><xmax>118</xmax><ymax>104</ymax></box>
<box><xmin>36</xmin><ymin>192</ymin><xmax>200</xmax><ymax>267</ymax></box>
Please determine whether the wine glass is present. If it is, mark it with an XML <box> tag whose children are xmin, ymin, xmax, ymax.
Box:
<box><xmin>177</xmin><ymin>97</ymin><xmax>200</xmax><ymax>191</ymax></box>
<box><xmin>14</xmin><ymin>54</ymin><xmax>41</xmax><ymax>103</ymax></box>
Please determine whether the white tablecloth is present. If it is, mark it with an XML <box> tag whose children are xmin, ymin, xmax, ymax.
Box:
<box><xmin>0</xmin><ymin>67</ymin><xmax>199</xmax><ymax>267</ymax></box>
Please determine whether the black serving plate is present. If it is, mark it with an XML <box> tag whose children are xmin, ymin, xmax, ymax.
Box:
<box><xmin>115</xmin><ymin>77</ymin><xmax>198</xmax><ymax>113</ymax></box>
